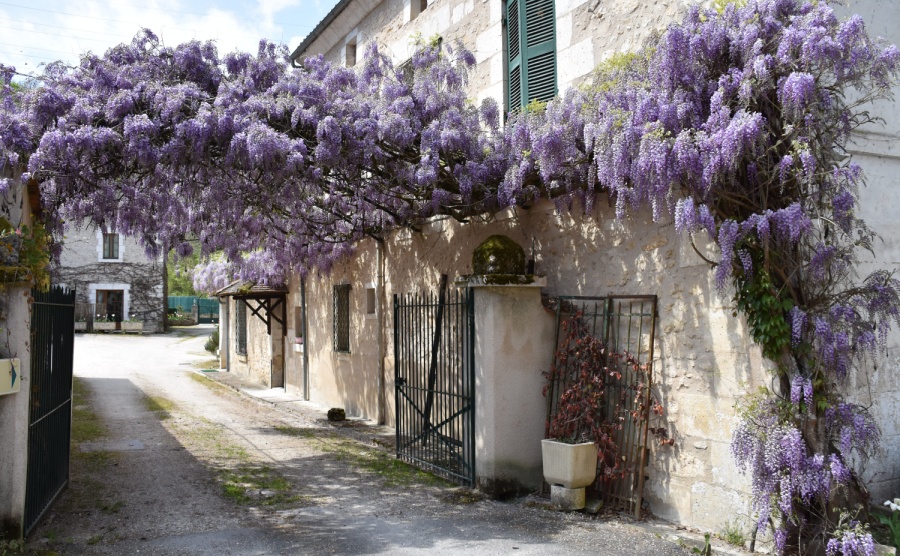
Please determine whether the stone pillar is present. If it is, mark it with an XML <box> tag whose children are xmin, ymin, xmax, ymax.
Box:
<box><xmin>0</xmin><ymin>286</ymin><xmax>34</xmax><ymax>539</ymax></box>
<box><xmin>466</xmin><ymin>277</ymin><xmax>555</xmax><ymax>496</ymax></box>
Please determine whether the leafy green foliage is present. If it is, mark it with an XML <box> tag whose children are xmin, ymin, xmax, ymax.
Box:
<box><xmin>734</xmin><ymin>269</ymin><xmax>792</xmax><ymax>362</ymax></box>
<box><xmin>204</xmin><ymin>329</ymin><xmax>219</xmax><ymax>354</ymax></box>
<box><xmin>166</xmin><ymin>250</ymin><xmax>200</xmax><ymax>296</ymax></box>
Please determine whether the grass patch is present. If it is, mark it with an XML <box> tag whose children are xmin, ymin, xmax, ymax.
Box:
<box><xmin>188</xmin><ymin>372</ymin><xmax>234</xmax><ymax>395</ymax></box>
<box><xmin>441</xmin><ymin>488</ymin><xmax>484</xmax><ymax>505</ymax></box>
<box><xmin>719</xmin><ymin>520</ymin><xmax>746</xmax><ymax>547</ymax></box>
<box><xmin>71</xmin><ymin>378</ymin><xmax>105</xmax><ymax>443</ymax></box>
<box><xmin>274</xmin><ymin>424</ymin><xmax>450</xmax><ymax>488</ymax></box>
<box><xmin>144</xmin><ymin>396</ymin><xmax>175</xmax><ymax>412</ymax></box>
<box><xmin>0</xmin><ymin>540</ymin><xmax>25</xmax><ymax>555</ymax></box>
<box><xmin>171</xmin><ymin>417</ymin><xmax>305</xmax><ymax>507</ymax></box>
<box><xmin>192</xmin><ymin>358</ymin><xmax>219</xmax><ymax>370</ymax></box>
<box><xmin>219</xmin><ymin>465</ymin><xmax>304</xmax><ymax>506</ymax></box>
<box><xmin>144</xmin><ymin>395</ymin><xmax>176</xmax><ymax>420</ymax></box>
<box><xmin>175</xmin><ymin>418</ymin><xmax>250</xmax><ymax>461</ymax></box>
<box><xmin>72</xmin><ymin>450</ymin><xmax>116</xmax><ymax>466</ymax></box>
<box><xmin>98</xmin><ymin>500</ymin><xmax>124</xmax><ymax>515</ymax></box>
<box><xmin>313</xmin><ymin>434</ymin><xmax>451</xmax><ymax>488</ymax></box>
<box><xmin>273</xmin><ymin>425</ymin><xmax>317</xmax><ymax>439</ymax></box>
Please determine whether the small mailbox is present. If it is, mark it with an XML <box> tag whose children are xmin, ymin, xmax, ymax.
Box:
<box><xmin>0</xmin><ymin>358</ymin><xmax>20</xmax><ymax>396</ymax></box>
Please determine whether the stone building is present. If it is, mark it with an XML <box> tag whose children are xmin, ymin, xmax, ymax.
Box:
<box><xmin>54</xmin><ymin>224</ymin><xmax>165</xmax><ymax>333</ymax></box>
<box><xmin>217</xmin><ymin>0</ymin><xmax>900</xmax><ymax>534</ymax></box>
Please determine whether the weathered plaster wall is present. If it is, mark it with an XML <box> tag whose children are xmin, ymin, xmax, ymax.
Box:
<box><xmin>289</xmin><ymin>198</ymin><xmax>769</xmax><ymax>531</ymax></box>
<box><xmin>0</xmin><ymin>181</ymin><xmax>36</xmax><ymax>538</ymax></box>
<box><xmin>54</xmin><ymin>224</ymin><xmax>164</xmax><ymax>332</ymax></box>
<box><xmin>225</xmin><ymin>298</ymin><xmax>274</xmax><ymax>387</ymax></box>
<box><xmin>471</xmin><ymin>283</ymin><xmax>555</xmax><ymax>492</ymax></box>
<box><xmin>296</xmin><ymin>240</ymin><xmax>384</xmax><ymax>418</ymax></box>
<box><xmin>834</xmin><ymin>0</ymin><xmax>900</xmax><ymax>506</ymax></box>
<box><xmin>0</xmin><ymin>286</ymin><xmax>33</xmax><ymax>539</ymax></box>
<box><xmin>277</xmin><ymin>0</ymin><xmax>900</xmax><ymax>533</ymax></box>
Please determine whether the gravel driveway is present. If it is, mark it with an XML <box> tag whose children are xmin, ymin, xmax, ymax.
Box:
<box><xmin>27</xmin><ymin>326</ymin><xmax>707</xmax><ymax>555</ymax></box>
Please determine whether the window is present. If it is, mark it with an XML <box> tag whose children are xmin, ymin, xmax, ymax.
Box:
<box><xmin>410</xmin><ymin>0</ymin><xmax>428</xmax><ymax>20</ymax></box>
<box><xmin>398</xmin><ymin>38</ymin><xmax>439</xmax><ymax>84</ymax></box>
<box><xmin>365</xmin><ymin>286</ymin><xmax>376</xmax><ymax>317</ymax></box>
<box><xmin>102</xmin><ymin>233</ymin><xmax>119</xmax><ymax>260</ymax></box>
<box><xmin>506</xmin><ymin>0</ymin><xmax>557</xmax><ymax>112</ymax></box>
<box><xmin>345</xmin><ymin>37</ymin><xmax>357</xmax><ymax>67</ymax></box>
<box><xmin>96</xmin><ymin>289</ymin><xmax>124</xmax><ymax>322</ymax></box>
<box><xmin>236</xmin><ymin>300</ymin><xmax>247</xmax><ymax>356</ymax></box>
<box><xmin>333</xmin><ymin>284</ymin><xmax>351</xmax><ymax>352</ymax></box>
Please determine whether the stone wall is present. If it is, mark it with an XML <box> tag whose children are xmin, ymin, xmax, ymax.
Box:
<box><xmin>283</xmin><ymin>198</ymin><xmax>767</xmax><ymax>531</ymax></box>
<box><xmin>274</xmin><ymin>0</ymin><xmax>900</xmax><ymax>533</ymax></box>
<box><xmin>835</xmin><ymin>0</ymin><xmax>900</xmax><ymax>505</ymax></box>
<box><xmin>300</xmin><ymin>0</ymin><xmax>694</xmax><ymax>113</ymax></box>
<box><xmin>54</xmin><ymin>224</ymin><xmax>164</xmax><ymax>332</ymax></box>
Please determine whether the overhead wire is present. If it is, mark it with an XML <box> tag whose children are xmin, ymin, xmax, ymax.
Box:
<box><xmin>0</xmin><ymin>1</ymin><xmax>317</xmax><ymax>33</ymax></box>
<box><xmin>0</xmin><ymin>1</ymin><xmax>316</xmax><ymax>66</ymax></box>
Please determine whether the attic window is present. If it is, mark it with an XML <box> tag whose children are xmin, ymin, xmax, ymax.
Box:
<box><xmin>410</xmin><ymin>0</ymin><xmax>428</xmax><ymax>21</ymax></box>
<box><xmin>365</xmin><ymin>285</ymin><xmax>376</xmax><ymax>317</ymax></box>
<box><xmin>345</xmin><ymin>38</ymin><xmax>357</xmax><ymax>67</ymax></box>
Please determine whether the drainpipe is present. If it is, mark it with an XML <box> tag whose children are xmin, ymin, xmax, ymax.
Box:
<box><xmin>376</xmin><ymin>239</ymin><xmax>386</xmax><ymax>425</ymax></box>
<box><xmin>222</xmin><ymin>299</ymin><xmax>230</xmax><ymax>372</ymax></box>
<box><xmin>301</xmin><ymin>276</ymin><xmax>310</xmax><ymax>401</ymax></box>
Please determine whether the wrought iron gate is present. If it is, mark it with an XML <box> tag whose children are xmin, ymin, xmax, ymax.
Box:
<box><xmin>394</xmin><ymin>280</ymin><xmax>475</xmax><ymax>486</ymax></box>
<box><xmin>25</xmin><ymin>286</ymin><xmax>75</xmax><ymax>535</ymax></box>
<box><xmin>545</xmin><ymin>295</ymin><xmax>658</xmax><ymax>517</ymax></box>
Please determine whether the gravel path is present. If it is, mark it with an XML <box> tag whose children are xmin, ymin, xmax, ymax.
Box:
<box><xmin>28</xmin><ymin>326</ymin><xmax>711</xmax><ymax>555</ymax></box>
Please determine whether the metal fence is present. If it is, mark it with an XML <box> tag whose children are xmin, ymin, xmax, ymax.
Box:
<box><xmin>168</xmin><ymin>296</ymin><xmax>218</xmax><ymax>324</ymax></box>
<box><xmin>545</xmin><ymin>295</ymin><xmax>658</xmax><ymax>517</ymax></box>
<box><xmin>394</xmin><ymin>284</ymin><xmax>475</xmax><ymax>486</ymax></box>
<box><xmin>25</xmin><ymin>286</ymin><xmax>75</xmax><ymax>535</ymax></box>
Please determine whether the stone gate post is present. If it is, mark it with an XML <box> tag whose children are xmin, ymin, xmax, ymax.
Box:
<box><xmin>464</xmin><ymin>276</ymin><xmax>555</xmax><ymax>496</ymax></box>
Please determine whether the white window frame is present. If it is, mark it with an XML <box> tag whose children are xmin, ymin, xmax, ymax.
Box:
<box><xmin>408</xmin><ymin>0</ymin><xmax>428</xmax><ymax>21</ymax></box>
<box><xmin>344</xmin><ymin>32</ymin><xmax>358</xmax><ymax>67</ymax></box>
<box><xmin>88</xmin><ymin>283</ymin><xmax>131</xmax><ymax>320</ymax></box>
<box><xmin>96</xmin><ymin>229</ymin><xmax>125</xmax><ymax>262</ymax></box>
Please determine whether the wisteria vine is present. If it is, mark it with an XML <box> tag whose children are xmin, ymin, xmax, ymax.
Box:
<box><xmin>1</xmin><ymin>0</ymin><xmax>898</xmax><ymax>552</ymax></box>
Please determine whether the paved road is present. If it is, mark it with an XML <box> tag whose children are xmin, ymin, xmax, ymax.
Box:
<box><xmin>29</xmin><ymin>327</ymin><xmax>700</xmax><ymax>555</ymax></box>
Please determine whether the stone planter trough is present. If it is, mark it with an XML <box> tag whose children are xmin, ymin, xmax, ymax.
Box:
<box><xmin>121</xmin><ymin>322</ymin><xmax>143</xmax><ymax>333</ymax></box>
<box><xmin>541</xmin><ymin>439</ymin><xmax>598</xmax><ymax>489</ymax></box>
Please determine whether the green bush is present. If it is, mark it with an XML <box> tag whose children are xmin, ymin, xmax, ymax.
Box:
<box><xmin>205</xmin><ymin>328</ymin><xmax>219</xmax><ymax>354</ymax></box>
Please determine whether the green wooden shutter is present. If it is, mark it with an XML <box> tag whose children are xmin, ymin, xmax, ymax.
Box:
<box><xmin>506</xmin><ymin>0</ymin><xmax>523</xmax><ymax>110</ymax></box>
<box><xmin>507</xmin><ymin>0</ymin><xmax>557</xmax><ymax>111</ymax></box>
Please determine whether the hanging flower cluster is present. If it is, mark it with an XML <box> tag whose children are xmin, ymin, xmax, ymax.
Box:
<box><xmin>1</xmin><ymin>0</ymin><xmax>898</xmax><ymax>552</ymax></box>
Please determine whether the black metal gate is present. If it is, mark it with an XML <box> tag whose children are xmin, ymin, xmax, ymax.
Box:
<box><xmin>25</xmin><ymin>286</ymin><xmax>75</xmax><ymax>535</ymax></box>
<box><xmin>394</xmin><ymin>279</ymin><xmax>475</xmax><ymax>486</ymax></box>
<box><xmin>197</xmin><ymin>298</ymin><xmax>219</xmax><ymax>324</ymax></box>
<box><xmin>545</xmin><ymin>295</ymin><xmax>658</xmax><ymax>517</ymax></box>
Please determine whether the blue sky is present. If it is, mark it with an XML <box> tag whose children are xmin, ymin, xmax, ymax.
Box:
<box><xmin>0</xmin><ymin>0</ymin><xmax>335</xmax><ymax>75</ymax></box>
